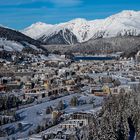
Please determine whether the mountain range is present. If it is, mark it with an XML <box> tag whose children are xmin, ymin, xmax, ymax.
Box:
<box><xmin>0</xmin><ymin>10</ymin><xmax>140</xmax><ymax>58</ymax></box>
<box><xmin>22</xmin><ymin>10</ymin><xmax>140</xmax><ymax>45</ymax></box>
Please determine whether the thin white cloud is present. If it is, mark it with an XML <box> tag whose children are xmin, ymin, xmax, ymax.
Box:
<box><xmin>50</xmin><ymin>0</ymin><xmax>82</xmax><ymax>6</ymax></box>
<box><xmin>0</xmin><ymin>0</ymin><xmax>29</xmax><ymax>5</ymax></box>
<box><xmin>0</xmin><ymin>0</ymin><xmax>82</xmax><ymax>7</ymax></box>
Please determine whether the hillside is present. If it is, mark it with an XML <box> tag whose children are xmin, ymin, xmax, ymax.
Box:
<box><xmin>0</xmin><ymin>26</ymin><xmax>48</xmax><ymax>53</ymax></box>
<box><xmin>44</xmin><ymin>36</ymin><xmax>140</xmax><ymax>57</ymax></box>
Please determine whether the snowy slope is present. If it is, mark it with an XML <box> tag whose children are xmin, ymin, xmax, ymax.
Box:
<box><xmin>0</xmin><ymin>26</ymin><xmax>46</xmax><ymax>53</ymax></box>
<box><xmin>22</xmin><ymin>10</ymin><xmax>140</xmax><ymax>44</ymax></box>
<box><xmin>0</xmin><ymin>39</ymin><xmax>24</xmax><ymax>52</ymax></box>
<box><xmin>0</xmin><ymin>38</ymin><xmax>40</xmax><ymax>52</ymax></box>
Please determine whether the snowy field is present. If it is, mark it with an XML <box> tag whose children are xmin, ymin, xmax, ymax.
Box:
<box><xmin>0</xmin><ymin>92</ymin><xmax>103</xmax><ymax>140</ymax></box>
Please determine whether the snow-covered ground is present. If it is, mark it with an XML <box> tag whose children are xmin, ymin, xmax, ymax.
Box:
<box><xmin>0</xmin><ymin>92</ymin><xmax>103</xmax><ymax>140</ymax></box>
<box><xmin>0</xmin><ymin>38</ymin><xmax>39</xmax><ymax>52</ymax></box>
<box><xmin>39</xmin><ymin>54</ymin><xmax>66</xmax><ymax>61</ymax></box>
<box><xmin>0</xmin><ymin>39</ymin><xmax>24</xmax><ymax>52</ymax></box>
<box><xmin>0</xmin><ymin>93</ymin><xmax>102</xmax><ymax>140</ymax></box>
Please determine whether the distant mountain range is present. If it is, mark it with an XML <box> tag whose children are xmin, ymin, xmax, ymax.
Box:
<box><xmin>0</xmin><ymin>10</ymin><xmax>140</xmax><ymax>58</ymax></box>
<box><xmin>22</xmin><ymin>10</ymin><xmax>140</xmax><ymax>45</ymax></box>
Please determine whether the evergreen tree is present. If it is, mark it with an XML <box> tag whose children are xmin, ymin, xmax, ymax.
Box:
<box><xmin>70</xmin><ymin>96</ymin><xmax>78</xmax><ymax>106</ymax></box>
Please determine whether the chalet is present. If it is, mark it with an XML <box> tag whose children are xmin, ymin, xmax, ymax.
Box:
<box><xmin>110</xmin><ymin>85</ymin><xmax>132</xmax><ymax>95</ymax></box>
<box><xmin>91</xmin><ymin>85</ymin><xmax>111</xmax><ymax>97</ymax></box>
<box><xmin>70</xmin><ymin>112</ymin><xmax>93</xmax><ymax>124</ymax></box>
<box><xmin>60</xmin><ymin>119</ymin><xmax>88</xmax><ymax>129</ymax></box>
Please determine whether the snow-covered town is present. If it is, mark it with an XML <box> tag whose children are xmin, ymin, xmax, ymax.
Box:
<box><xmin>0</xmin><ymin>51</ymin><xmax>140</xmax><ymax>140</ymax></box>
<box><xmin>0</xmin><ymin>0</ymin><xmax>140</xmax><ymax>139</ymax></box>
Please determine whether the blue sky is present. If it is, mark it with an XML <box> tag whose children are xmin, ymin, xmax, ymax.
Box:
<box><xmin>0</xmin><ymin>0</ymin><xmax>140</xmax><ymax>29</ymax></box>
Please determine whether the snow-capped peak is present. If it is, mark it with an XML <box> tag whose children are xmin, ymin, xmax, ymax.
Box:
<box><xmin>22</xmin><ymin>22</ymin><xmax>53</xmax><ymax>39</ymax></box>
<box><xmin>68</xmin><ymin>18</ymin><xmax>88</xmax><ymax>24</ymax></box>
<box><xmin>29</xmin><ymin>22</ymin><xmax>52</xmax><ymax>28</ymax></box>
<box><xmin>115</xmin><ymin>10</ymin><xmax>139</xmax><ymax>17</ymax></box>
